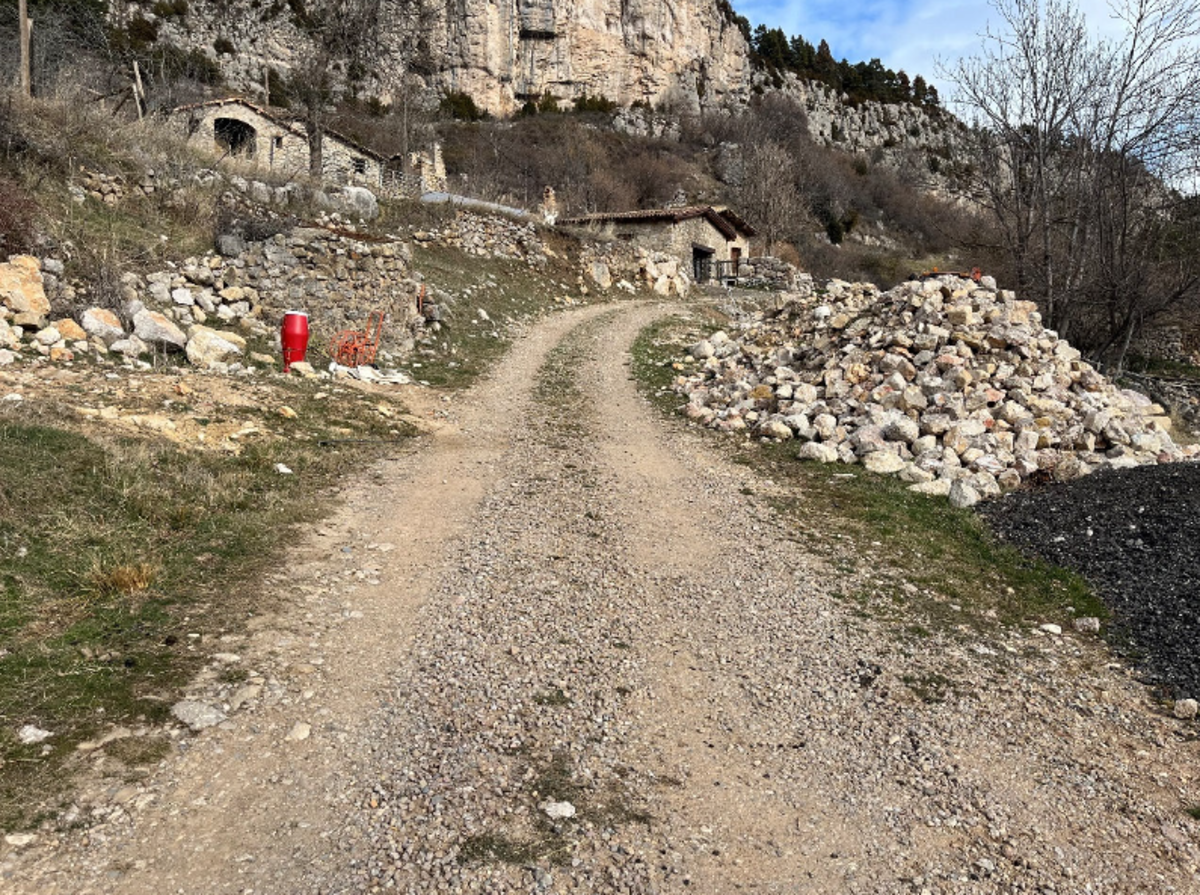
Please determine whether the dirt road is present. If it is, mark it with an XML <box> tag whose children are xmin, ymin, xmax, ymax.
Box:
<box><xmin>3</xmin><ymin>303</ymin><xmax>1198</xmax><ymax>893</ymax></box>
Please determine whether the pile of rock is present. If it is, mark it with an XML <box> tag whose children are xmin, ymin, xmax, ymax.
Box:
<box><xmin>674</xmin><ymin>274</ymin><xmax>1198</xmax><ymax>505</ymax></box>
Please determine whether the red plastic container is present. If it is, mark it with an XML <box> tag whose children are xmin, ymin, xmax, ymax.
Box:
<box><xmin>281</xmin><ymin>310</ymin><xmax>309</xmax><ymax>372</ymax></box>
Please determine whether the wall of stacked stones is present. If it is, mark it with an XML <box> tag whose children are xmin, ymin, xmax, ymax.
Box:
<box><xmin>736</xmin><ymin>256</ymin><xmax>803</xmax><ymax>291</ymax></box>
<box><xmin>578</xmin><ymin>241</ymin><xmax>690</xmax><ymax>296</ymax></box>
<box><xmin>0</xmin><ymin>225</ymin><xmax>420</xmax><ymax>371</ymax></box>
<box><xmin>152</xmin><ymin>227</ymin><xmax>420</xmax><ymax>354</ymax></box>
<box><xmin>407</xmin><ymin>212</ymin><xmax>549</xmax><ymax>265</ymax></box>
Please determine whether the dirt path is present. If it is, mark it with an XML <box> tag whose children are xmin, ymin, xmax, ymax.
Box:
<box><xmin>3</xmin><ymin>303</ymin><xmax>1199</xmax><ymax>894</ymax></box>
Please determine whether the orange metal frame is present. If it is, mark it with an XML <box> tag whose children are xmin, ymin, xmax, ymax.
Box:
<box><xmin>329</xmin><ymin>310</ymin><xmax>385</xmax><ymax>368</ymax></box>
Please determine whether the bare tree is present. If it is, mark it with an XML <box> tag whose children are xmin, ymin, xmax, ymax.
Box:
<box><xmin>943</xmin><ymin>0</ymin><xmax>1200</xmax><ymax>361</ymax></box>
<box><xmin>734</xmin><ymin>140</ymin><xmax>810</xmax><ymax>253</ymax></box>
<box><xmin>289</xmin><ymin>0</ymin><xmax>390</xmax><ymax>177</ymax></box>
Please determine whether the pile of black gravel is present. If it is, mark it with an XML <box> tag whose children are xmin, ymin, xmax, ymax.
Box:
<box><xmin>979</xmin><ymin>461</ymin><xmax>1200</xmax><ymax>699</ymax></box>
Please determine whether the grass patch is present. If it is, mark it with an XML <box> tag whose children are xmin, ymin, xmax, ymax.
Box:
<box><xmin>628</xmin><ymin>313</ymin><xmax>704</xmax><ymax>416</ymax></box>
<box><xmin>458</xmin><ymin>831</ymin><xmax>545</xmax><ymax>865</ymax></box>
<box><xmin>533</xmin><ymin>688</ymin><xmax>570</xmax><ymax>707</ymax></box>
<box><xmin>902</xmin><ymin>671</ymin><xmax>956</xmax><ymax>704</ymax></box>
<box><xmin>400</xmin><ymin>242</ymin><xmax>595</xmax><ymax>390</ymax></box>
<box><xmin>0</xmin><ymin>384</ymin><xmax>416</xmax><ymax>830</ymax></box>
<box><xmin>754</xmin><ymin>444</ymin><xmax>1102</xmax><ymax>633</ymax></box>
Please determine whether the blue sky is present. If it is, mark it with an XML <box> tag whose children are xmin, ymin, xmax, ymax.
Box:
<box><xmin>732</xmin><ymin>0</ymin><xmax>1125</xmax><ymax>102</ymax></box>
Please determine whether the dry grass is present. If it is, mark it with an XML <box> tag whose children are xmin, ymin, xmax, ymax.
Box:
<box><xmin>85</xmin><ymin>561</ymin><xmax>157</xmax><ymax>598</ymax></box>
<box><xmin>0</xmin><ymin>378</ymin><xmax>419</xmax><ymax>830</ymax></box>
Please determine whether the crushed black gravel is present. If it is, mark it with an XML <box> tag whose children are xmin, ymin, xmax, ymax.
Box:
<box><xmin>979</xmin><ymin>460</ymin><xmax>1200</xmax><ymax>699</ymax></box>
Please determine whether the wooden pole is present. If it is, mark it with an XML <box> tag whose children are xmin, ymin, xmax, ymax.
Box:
<box><xmin>18</xmin><ymin>0</ymin><xmax>32</xmax><ymax>97</ymax></box>
<box><xmin>132</xmin><ymin>61</ymin><xmax>145</xmax><ymax>120</ymax></box>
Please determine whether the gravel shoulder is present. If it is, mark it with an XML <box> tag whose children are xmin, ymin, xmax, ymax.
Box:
<box><xmin>3</xmin><ymin>302</ymin><xmax>1199</xmax><ymax>894</ymax></box>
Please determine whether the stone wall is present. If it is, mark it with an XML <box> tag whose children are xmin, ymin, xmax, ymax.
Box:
<box><xmin>407</xmin><ymin>212</ymin><xmax>550</xmax><ymax>266</ymax></box>
<box><xmin>3</xmin><ymin>226</ymin><xmax>420</xmax><ymax>372</ymax></box>
<box><xmin>580</xmin><ymin>242</ymin><xmax>690</xmax><ymax>297</ymax></box>
<box><xmin>1131</xmin><ymin>324</ymin><xmax>1194</xmax><ymax>365</ymax></box>
<box><xmin>734</xmin><ymin>256</ymin><xmax>803</xmax><ymax>291</ymax></box>
<box><xmin>153</xmin><ymin>227</ymin><xmax>420</xmax><ymax>359</ymax></box>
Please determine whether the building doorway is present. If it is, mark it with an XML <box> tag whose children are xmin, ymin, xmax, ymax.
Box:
<box><xmin>214</xmin><ymin>117</ymin><xmax>258</xmax><ymax>158</ymax></box>
<box><xmin>692</xmin><ymin>244</ymin><xmax>714</xmax><ymax>282</ymax></box>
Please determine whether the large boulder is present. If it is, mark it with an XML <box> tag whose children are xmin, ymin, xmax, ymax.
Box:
<box><xmin>52</xmin><ymin>318</ymin><xmax>87</xmax><ymax>342</ymax></box>
<box><xmin>186</xmin><ymin>325</ymin><xmax>246</xmax><ymax>368</ymax></box>
<box><xmin>335</xmin><ymin>186</ymin><xmax>379</xmax><ymax>221</ymax></box>
<box><xmin>0</xmin><ymin>255</ymin><xmax>50</xmax><ymax>328</ymax></box>
<box><xmin>132</xmin><ymin>309</ymin><xmax>187</xmax><ymax>351</ymax></box>
<box><xmin>81</xmin><ymin>308</ymin><xmax>126</xmax><ymax>346</ymax></box>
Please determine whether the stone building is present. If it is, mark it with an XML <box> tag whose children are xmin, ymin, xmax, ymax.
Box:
<box><xmin>558</xmin><ymin>206</ymin><xmax>757</xmax><ymax>283</ymax></box>
<box><xmin>171</xmin><ymin>97</ymin><xmax>388</xmax><ymax>189</ymax></box>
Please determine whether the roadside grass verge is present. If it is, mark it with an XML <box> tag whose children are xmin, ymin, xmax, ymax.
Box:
<box><xmin>399</xmin><ymin>241</ymin><xmax>598</xmax><ymax>390</ymax></box>
<box><xmin>0</xmin><ymin>385</ymin><xmax>416</xmax><ymax>830</ymax></box>
<box><xmin>629</xmin><ymin>314</ymin><xmax>1101</xmax><ymax>641</ymax></box>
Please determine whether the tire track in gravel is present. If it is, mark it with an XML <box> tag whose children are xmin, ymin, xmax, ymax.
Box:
<box><xmin>7</xmin><ymin>301</ymin><xmax>1200</xmax><ymax>895</ymax></box>
<box><xmin>309</xmin><ymin>302</ymin><xmax>1200</xmax><ymax>895</ymax></box>
<box><xmin>1</xmin><ymin>302</ymin><xmax>617</xmax><ymax>894</ymax></box>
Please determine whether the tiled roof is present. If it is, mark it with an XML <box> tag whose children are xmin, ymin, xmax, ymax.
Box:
<box><xmin>559</xmin><ymin>205</ymin><xmax>756</xmax><ymax>239</ymax></box>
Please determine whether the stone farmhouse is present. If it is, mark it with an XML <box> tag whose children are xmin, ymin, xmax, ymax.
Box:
<box><xmin>558</xmin><ymin>206</ymin><xmax>757</xmax><ymax>283</ymax></box>
<box><xmin>170</xmin><ymin>98</ymin><xmax>446</xmax><ymax>196</ymax></box>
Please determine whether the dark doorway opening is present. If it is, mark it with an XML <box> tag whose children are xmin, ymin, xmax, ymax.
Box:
<box><xmin>214</xmin><ymin>117</ymin><xmax>258</xmax><ymax>158</ymax></box>
<box><xmin>692</xmin><ymin>244</ymin><xmax>714</xmax><ymax>282</ymax></box>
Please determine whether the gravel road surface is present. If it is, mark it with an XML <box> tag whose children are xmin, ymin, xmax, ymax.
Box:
<box><xmin>2</xmin><ymin>303</ymin><xmax>1198</xmax><ymax>894</ymax></box>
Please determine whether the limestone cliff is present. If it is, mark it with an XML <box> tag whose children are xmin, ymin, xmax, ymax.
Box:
<box><xmin>140</xmin><ymin>0</ymin><xmax>960</xmax><ymax>164</ymax></box>
<box><xmin>146</xmin><ymin>0</ymin><xmax>754</xmax><ymax>116</ymax></box>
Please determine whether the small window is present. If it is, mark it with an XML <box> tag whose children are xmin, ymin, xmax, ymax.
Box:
<box><xmin>352</xmin><ymin>158</ymin><xmax>367</xmax><ymax>175</ymax></box>
<box><xmin>273</xmin><ymin>136</ymin><xmax>284</xmax><ymax>149</ymax></box>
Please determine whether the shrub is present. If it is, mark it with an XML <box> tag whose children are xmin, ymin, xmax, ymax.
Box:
<box><xmin>151</xmin><ymin>0</ymin><xmax>188</xmax><ymax>17</ymax></box>
<box><xmin>439</xmin><ymin>91</ymin><xmax>486</xmax><ymax>121</ymax></box>
<box><xmin>214</xmin><ymin>36</ymin><xmax>236</xmax><ymax>56</ymax></box>
<box><xmin>573</xmin><ymin>93</ymin><xmax>617</xmax><ymax>114</ymax></box>
<box><xmin>126</xmin><ymin>15</ymin><xmax>159</xmax><ymax>47</ymax></box>
<box><xmin>0</xmin><ymin>177</ymin><xmax>38</xmax><ymax>256</ymax></box>
<box><xmin>266</xmin><ymin>67</ymin><xmax>292</xmax><ymax>107</ymax></box>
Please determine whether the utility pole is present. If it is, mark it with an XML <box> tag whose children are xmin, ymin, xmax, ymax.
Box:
<box><xmin>18</xmin><ymin>0</ymin><xmax>33</xmax><ymax>97</ymax></box>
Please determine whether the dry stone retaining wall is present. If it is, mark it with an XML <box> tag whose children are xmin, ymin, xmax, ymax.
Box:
<box><xmin>407</xmin><ymin>212</ymin><xmax>549</xmax><ymax>266</ymax></box>
<box><xmin>0</xmin><ymin>225</ymin><xmax>420</xmax><ymax>372</ymax></box>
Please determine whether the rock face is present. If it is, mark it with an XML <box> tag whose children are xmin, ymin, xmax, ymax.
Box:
<box><xmin>672</xmin><ymin>274</ymin><xmax>1199</xmax><ymax>499</ymax></box>
<box><xmin>159</xmin><ymin>0</ymin><xmax>753</xmax><ymax>115</ymax></box>
<box><xmin>152</xmin><ymin>1</ymin><xmax>961</xmax><ymax>163</ymax></box>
